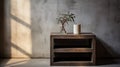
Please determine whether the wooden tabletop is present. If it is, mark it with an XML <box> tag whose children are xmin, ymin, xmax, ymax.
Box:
<box><xmin>51</xmin><ymin>32</ymin><xmax>96</xmax><ymax>38</ymax></box>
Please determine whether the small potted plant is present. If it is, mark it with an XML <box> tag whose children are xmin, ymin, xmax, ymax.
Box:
<box><xmin>57</xmin><ymin>12</ymin><xmax>75</xmax><ymax>33</ymax></box>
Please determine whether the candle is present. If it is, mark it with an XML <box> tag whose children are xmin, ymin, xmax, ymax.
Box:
<box><xmin>73</xmin><ymin>24</ymin><xmax>81</xmax><ymax>34</ymax></box>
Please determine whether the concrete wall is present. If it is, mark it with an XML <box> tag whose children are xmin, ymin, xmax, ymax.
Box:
<box><xmin>3</xmin><ymin>0</ymin><xmax>120</xmax><ymax>58</ymax></box>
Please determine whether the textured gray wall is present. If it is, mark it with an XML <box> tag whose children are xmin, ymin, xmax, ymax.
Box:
<box><xmin>4</xmin><ymin>0</ymin><xmax>120</xmax><ymax>58</ymax></box>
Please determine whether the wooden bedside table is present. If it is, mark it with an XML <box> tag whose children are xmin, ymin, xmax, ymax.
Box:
<box><xmin>50</xmin><ymin>33</ymin><xmax>96</xmax><ymax>66</ymax></box>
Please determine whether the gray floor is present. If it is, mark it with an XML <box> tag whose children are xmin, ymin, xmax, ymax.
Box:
<box><xmin>0</xmin><ymin>59</ymin><xmax>120</xmax><ymax>67</ymax></box>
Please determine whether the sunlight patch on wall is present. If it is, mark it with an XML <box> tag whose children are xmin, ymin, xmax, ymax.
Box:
<box><xmin>11</xmin><ymin>0</ymin><xmax>31</xmax><ymax>25</ymax></box>
<box><xmin>10</xmin><ymin>0</ymin><xmax>32</xmax><ymax>57</ymax></box>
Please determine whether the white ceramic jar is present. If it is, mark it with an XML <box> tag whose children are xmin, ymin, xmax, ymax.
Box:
<box><xmin>73</xmin><ymin>24</ymin><xmax>81</xmax><ymax>34</ymax></box>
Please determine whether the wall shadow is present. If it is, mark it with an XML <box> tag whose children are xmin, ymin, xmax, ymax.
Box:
<box><xmin>0</xmin><ymin>0</ymin><xmax>5</xmax><ymax>58</ymax></box>
<box><xmin>0</xmin><ymin>0</ymin><xmax>11</xmax><ymax>58</ymax></box>
<box><xmin>11</xmin><ymin>43</ymin><xmax>31</xmax><ymax>58</ymax></box>
<box><xmin>0</xmin><ymin>0</ymin><xmax>11</xmax><ymax>66</ymax></box>
<box><xmin>96</xmin><ymin>37</ymin><xmax>120</xmax><ymax>65</ymax></box>
<box><xmin>10</xmin><ymin>14</ymin><xmax>31</xmax><ymax>29</ymax></box>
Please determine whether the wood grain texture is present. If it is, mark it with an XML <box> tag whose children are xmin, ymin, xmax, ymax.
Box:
<box><xmin>54</xmin><ymin>48</ymin><xmax>93</xmax><ymax>53</ymax></box>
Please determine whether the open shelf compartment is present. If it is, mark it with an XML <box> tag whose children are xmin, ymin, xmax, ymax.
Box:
<box><xmin>54</xmin><ymin>52</ymin><xmax>92</xmax><ymax>62</ymax></box>
<box><xmin>54</xmin><ymin>39</ymin><xmax>92</xmax><ymax>48</ymax></box>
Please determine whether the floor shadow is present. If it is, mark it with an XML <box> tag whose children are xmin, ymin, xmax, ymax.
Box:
<box><xmin>5</xmin><ymin>59</ymin><xmax>28</xmax><ymax>67</ymax></box>
<box><xmin>0</xmin><ymin>59</ymin><xmax>10</xmax><ymax>67</ymax></box>
<box><xmin>2</xmin><ymin>59</ymin><xmax>49</xmax><ymax>67</ymax></box>
<box><xmin>96</xmin><ymin>37</ymin><xmax>119</xmax><ymax>65</ymax></box>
